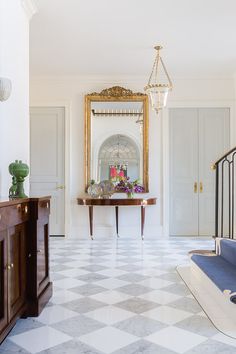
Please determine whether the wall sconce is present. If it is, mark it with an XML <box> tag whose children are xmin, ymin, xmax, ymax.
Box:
<box><xmin>0</xmin><ymin>77</ymin><xmax>12</xmax><ymax>102</ymax></box>
<box><xmin>144</xmin><ymin>45</ymin><xmax>173</xmax><ymax>115</ymax></box>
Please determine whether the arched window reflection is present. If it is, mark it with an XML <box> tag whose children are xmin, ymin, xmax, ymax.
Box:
<box><xmin>98</xmin><ymin>134</ymin><xmax>140</xmax><ymax>182</ymax></box>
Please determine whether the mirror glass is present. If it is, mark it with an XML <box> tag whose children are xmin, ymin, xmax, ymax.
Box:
<box><xmin>85</xmin><ymin>86</ymin><xmax>149</xmax><ymax>192</ymax></box>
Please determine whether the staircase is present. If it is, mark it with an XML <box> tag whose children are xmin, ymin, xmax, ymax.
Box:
<box><xmin>191</xmin><ymin>239</ymin><xmax>236</xmax><ymax>304</ymax></box>
<box><xmin>177</xmin><ymin>147</ymin><xmax>236</xmax><ymax>337</ymax></box>
<box><xmin>214</xmin><ymin>146</ymin><xmax>236</xmax><ymax>240</ymax></box>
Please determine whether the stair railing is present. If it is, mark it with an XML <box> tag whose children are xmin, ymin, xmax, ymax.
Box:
<box><xmin>213</xmin><ymin>146</ymin><xmax>236</xmax><ymax>239</ymax></box>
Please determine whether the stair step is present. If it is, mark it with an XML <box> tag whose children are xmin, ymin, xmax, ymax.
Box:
<box><xmin>219</xmin><ymin>239</ymin><xmax>236</xmax><ymax>266</ymax></box>
<box><xmin>191</xmin><ymin>254</ymin><xmax>236</xmax><ymax>301</ymax></box>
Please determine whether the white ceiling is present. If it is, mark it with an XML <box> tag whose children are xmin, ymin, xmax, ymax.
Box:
<box><xmin>30</xmin><ymin>0</ymin><xmax>236</xmax><ymax>78</ymax></box>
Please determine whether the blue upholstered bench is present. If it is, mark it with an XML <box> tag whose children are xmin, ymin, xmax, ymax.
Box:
<box><xmin>191</xmin><ymin>239</ymin><xmax>236</xmax><ymax>303</ymax></box>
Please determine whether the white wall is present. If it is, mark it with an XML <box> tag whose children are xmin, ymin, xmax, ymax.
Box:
<box><xmin>0</xmin><ymin>0</ymin><xmax>31</xmax><ymax>197</ymax></box>
<box><xmin>30</xmin><ymin>76</ymin><xmax>236</xmax><ymax>238</ymax></box>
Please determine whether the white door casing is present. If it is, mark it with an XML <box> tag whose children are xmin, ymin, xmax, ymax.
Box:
<box><xmin>169</xmin><ymin>107</ymin><xmax>230</xmax><ymax>236</ymax></box>
<box><xmin>30</xmin><ymin>107</ymin><xmax>65</xmax><ymax>235</ymax></box>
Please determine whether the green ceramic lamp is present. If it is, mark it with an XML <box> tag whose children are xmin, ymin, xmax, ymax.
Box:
<box><xmin>9</xmin><ymin>160</ymin><xmax>29</xmax><ymax>198</ymax></box>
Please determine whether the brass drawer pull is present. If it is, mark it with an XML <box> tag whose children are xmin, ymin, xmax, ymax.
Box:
<box><xmin>6</xmin><ymin>263</ymin><xmax>14</xmax><ymax>270</ymax></box>
<box><xmin>194</xmin><ymin>182</ymin><xmax>197</xmax><ymax>193</ymax></box>
<box><xmin>24</xmin><ymin>205</ymin><xmax>28</xmax><ymax>214</ymax></box>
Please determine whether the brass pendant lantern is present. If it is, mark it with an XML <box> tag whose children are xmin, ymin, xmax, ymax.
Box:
<box><xmin>144</xmin><ymin>46</ymin><xmax>173</xmax><ymax>114</ymax></box>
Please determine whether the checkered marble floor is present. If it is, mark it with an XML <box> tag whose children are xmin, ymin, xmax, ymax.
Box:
<box><xmin>2</xmin><ymin>237</ymin><xmax>236</xmax><ymax>354</ymax></box>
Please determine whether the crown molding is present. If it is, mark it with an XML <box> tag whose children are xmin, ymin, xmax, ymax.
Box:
<box><xmin>21</xmin><ymin>0</ymin><xmax>37</xmax><ymax>20</ymax></box>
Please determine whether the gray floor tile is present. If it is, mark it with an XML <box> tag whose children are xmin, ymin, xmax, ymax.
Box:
<box><xmin>185</xmin><ymin>339</ymin><xmax>236</xmax><ymax>353</ymax></box>
<box><xmin>52</xmin><ymin>315</ymin><xmax>105</xmax><ymax>336</ymax></box>
<box><xmin>70</xmin><ymin>284</ymin><xmax>108</xmax><ymax>296</ymax></box>
<box><xmin>38</xmin><ymin>339</ymin><xmax>104</xmax><ymax>353</ymax></box>
<box><xmin>76</xmin><ymin>273</ymin><xmax>108</xmax><ymax>282</ymax></box>
<box><xmin>114</xmin><ymin>315</ymin><xmax>167</xmax><ymax>337</ymax></box>
<box><xmin>168</xmin><ymin>297</ymin><xmax>202</xmax><ymax>314</ymax></box>
<box><xmin>82</xmin><ymin>265</ymin><xmax>108</xmax><ymax>272</ymax></box>
<box><xmin>8</xmin><ymin>318</ymin><xmax>44</xmax><ymax>337</ymax></box>
<box><xmin>116</xmin><ymin>284</ymin><xmax>152</xmax><ymax>296</ymax></box>
<box><xmin>62</xmin><ymin>298</ymin><xmax>106</xmax><ymax>314</ymax></box>
<box><xmin>162</xmin><ymin>282</ymin><xmax>191</xmax><ymax>296</ymax></box>
<box><xmin>112</xmin><ymin>339</ymin><xmax>177</xmax><ymax>354</ymax></box>
<box><xmin>117</xmin><ymin>273</ymin><xmax>149</xmax><ymax>283</ymax></box>
<box><xmin>0</xmin><ymin>339</ymin><xmax>30</xmax><ymax>353</ymax></box>
<box><xmin>176</xmin><ymin>315</ymin><xmax>219</xmax><ymax>337</ymax></box>
<box><xmin>115</xmin><ymin>297</ymin><xmax>159</xmax><ymax>314</ymax></box>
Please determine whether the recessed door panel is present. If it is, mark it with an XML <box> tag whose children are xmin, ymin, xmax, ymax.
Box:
<box><xmin>170</xmin><ymin>108</ymin><xmax>199</xmax><ymax>235</ymax></box>
<box><xmin>0</xmin><ymin>231</ymin><xmax>7</xmax><ymax>331</ymax></box>
<box><xmin>30</xmin><ymin>107</ymin><xmax>65</xmax><ymax>236</ymax></box>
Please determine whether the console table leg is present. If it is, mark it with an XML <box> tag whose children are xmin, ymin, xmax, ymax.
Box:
<box><xmin>89</xmin><ymin>206</ymin><xmax>93</xmax><ymax>240</ymax></box>
<box><xmin>141</xmin><ymin>206</ymin><xmax>145</xmax><ymax>240</ymax></box>
<box><xmin>115</xmin><ymin>206</ymin><xmax>119</xmax><ymax>237</ymax></box>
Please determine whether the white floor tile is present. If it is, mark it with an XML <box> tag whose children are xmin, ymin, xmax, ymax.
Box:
<box><xmin>51</xmin><ymin>290</ymin><xmax>83</xmax><ymax>305</ymax></box>
<box><xmin>212</xmin><ymin>332</ymin><xmax>236</xmax><ymax>347</ymax></box>
<box><xmin>94</xmin><ymin>278</ymin><xmax>129</xmax><ymax>290</ymax></box>
<box><xmin>97</xmin><ymin>269</ymin><xmax>128</xmax><ymax>277</ymax></box>
<box><xmin>57</xmin><ymin>268</ymin><xmax>90</xmax><ymax>277</ymax></box>
<box><xmin>53</xmin><ymin>278</ymin><xmax>86</xmax><ymax>289</ymax></box>
<box><xmin>9</xmin><ymin>326</ymin><xmax>71</xmax><ymax>353</ymax></box>
<box><xmin>146</xmin><ymin>326</ymin><xmax>207</xmax><ymax>353</ymax></box>
<box><xmin>90</xmin><ymin>290</ymin><xmax>132</xmax><ymax>304</ymax></box>
<box><xmin>142</xmin><ymin>305</ymin><xmax>192</xmax><ymax>325</ymax></box>
<box><xmin>85</xmin><ymin>305</ymin><xmax>135</xmax><ymax>325</ymax></box>
<box><xmin>78</xmin><ymin>326</ymin><xmax>138</xmax><ymax>353</ymax></box>
<box><xmin>139</xmin><ymin>277</ymin><xmax>174</xmax><ymax>289</ymax></box>
<box><xmin>138</xmin><ymin>289</ymin><xmax>182</xmax><ymax>305</ymax></box>
<box><xmin>36</xmin><ymin>305</ymin><xmax>78</xmax><ymax>325</ymax></box>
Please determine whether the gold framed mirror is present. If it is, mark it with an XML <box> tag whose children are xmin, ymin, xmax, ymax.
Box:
<box><xmin>85</xmin><ymin>86</ymin><xmax>149</xmax><ymax>192</ymax></box>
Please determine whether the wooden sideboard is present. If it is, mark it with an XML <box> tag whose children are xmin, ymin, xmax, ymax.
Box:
<box><xmin>0</xmin><ymin>197</ymin><xmax>52</xmax><ymax>344</ymax></box>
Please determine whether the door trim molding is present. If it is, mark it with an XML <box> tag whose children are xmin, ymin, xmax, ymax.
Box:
<box><xmin>162</xmin><ymin>100</ymin><xmax>235</xmax><ymax>237</ymax></box>
<box><xmin>30</xmin><ymin>100</ymin><xmax>71</xmax><ymax>237</ymax></box>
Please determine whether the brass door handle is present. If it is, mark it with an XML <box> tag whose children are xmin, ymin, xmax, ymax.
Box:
<box><xmin>200</xmin><ymin>182</ymin><xmax>203</xmax><ymax>193</ymax></box>
<box><xmin>56</xmin><ymin>185</ymin><xmax>65</xmax><ymax>190</ymax></box>
<box><xmin>194</xmin><ymin>182</ymin><xmax>197</xmax><ymax>193</ymax></box>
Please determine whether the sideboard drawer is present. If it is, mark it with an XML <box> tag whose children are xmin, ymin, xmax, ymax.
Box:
<box><xmin>0</xmin><ymin>203</ymin><xmax>29</xmax><ymax>230</ymax></box>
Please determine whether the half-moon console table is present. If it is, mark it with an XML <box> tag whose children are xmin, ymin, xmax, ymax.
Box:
<box><xmin>77</xmin><ymin>197</ymin><xmax>157</xmax><ymax>239</ymax></box>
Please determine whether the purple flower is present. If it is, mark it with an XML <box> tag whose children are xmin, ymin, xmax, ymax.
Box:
<box><xmin>115</xmin><ymin>177</ymin><xmax>144</xmax><ymax>194</ymax></box>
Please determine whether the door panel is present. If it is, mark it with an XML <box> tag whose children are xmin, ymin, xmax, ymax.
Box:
<box><xmin>170</xmin><ymin>108</ymin><xmax>199</xmax><ymax>235</ymax></box>
<box><xmin>8</xmin><ymin>224</ymin><xmax>26</xmax><ymax>321</ymax></box>
<box><xmin>30</xmin><ymin>107</ymin><xmax>65</xmax><ymax>235</ymax></box>
<box><xmin>198</xmin><ymin>108</ymin><xmax>230</xmax><ymax>235</ymax></box>
<box><xmin>0</xmin><ymin>231</ymin><xmax>7</xmax><ymax>331</ymax></box>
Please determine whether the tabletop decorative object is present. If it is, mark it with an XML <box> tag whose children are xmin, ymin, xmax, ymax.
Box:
<box><xmin>87</xmin><ymin>179</ymin><xmax>102</xmax><ymax>198</ymax></box>
<box><xmin>115</xmin><ymin>177</ymin><xmax>144</xmax><ymax>198</ymax></box>
<box><xmin>8</xmin><ymin>160</ymin><xmax>29</xmax><ymax>198</ymax></box>
<box><xmin>98</xmin><ymin>180</ymin><xmax>115</xmax><ymax>198</ymax></box>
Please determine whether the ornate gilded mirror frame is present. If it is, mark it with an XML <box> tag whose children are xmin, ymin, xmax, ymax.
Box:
<box><xmin>85</xmin><ymin>86</ymin><xmax>149</xmax><ymax>192</ymax></box>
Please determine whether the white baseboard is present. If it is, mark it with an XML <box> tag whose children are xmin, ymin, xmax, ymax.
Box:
<box><xmin>69</xmin><ymin>225</ymin><xmax>163</xmax><ymax>239</ymax></box>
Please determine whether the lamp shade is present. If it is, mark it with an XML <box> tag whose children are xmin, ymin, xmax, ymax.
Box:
<box><xmin>145</xmin><ymin>85</ymin><xmax>169</xmax><ymax>114</ymax></box>
<box><xmin>0</xmin><ymin>77</ymin><xmax>12</xmax><ymax>102</ymax></box>
<box><xmin>144</xmin><ymin>46</ymin><xmax>172</xmax><ymax>114</ymax></box>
